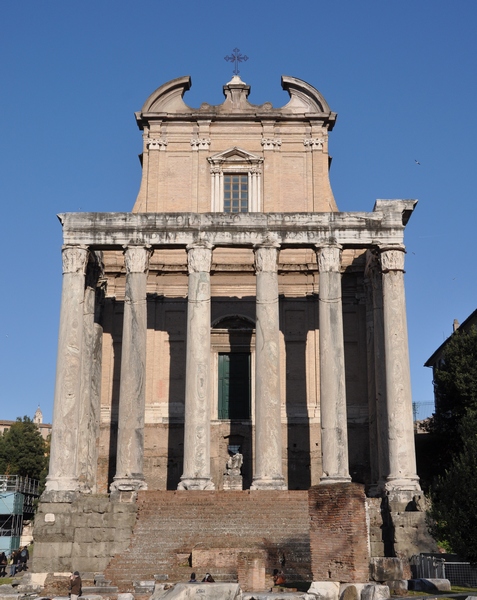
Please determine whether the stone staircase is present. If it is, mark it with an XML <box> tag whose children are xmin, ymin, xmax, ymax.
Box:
<box><xmin>105</xmin><ymin>490</ymin><xmax>312</xmax><ymax>591</ymax></box>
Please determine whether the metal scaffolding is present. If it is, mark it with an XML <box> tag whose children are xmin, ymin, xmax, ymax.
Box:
<box><xmin>0</xmin><ymin>476</ymin><xmax>40</xmax><ymax>554</ymax></box>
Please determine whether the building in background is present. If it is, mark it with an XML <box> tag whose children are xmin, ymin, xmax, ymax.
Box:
<box><xmin>425</xmin><ymin>309</ymin><xmax>477</xmax><ymax>387</ymax></box>
<box><xmin>0</xmin><ymin>408</ymin><xmax>51</xmax><ymax>441</ymax></box>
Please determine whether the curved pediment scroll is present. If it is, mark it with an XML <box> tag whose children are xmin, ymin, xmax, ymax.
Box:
<box><xmin>139</xmin><ymin>76</ymin><xmax>192</xmax><ymax>114</ymax></box>
<box><xmin>281</xmin><ymin>75</ymin><xmax>337</xmax><ymax>123</ymax></box>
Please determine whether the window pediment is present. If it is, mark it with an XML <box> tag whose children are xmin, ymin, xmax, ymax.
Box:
<box><xmin>209</xmin><ymin>148</ymin><xmax>262</xmax><ymax>213</ymax></box>
<box><xmin>208</xmin><ymin>147</ymin><xmax>263</xmax><ymax>167</ymax></box>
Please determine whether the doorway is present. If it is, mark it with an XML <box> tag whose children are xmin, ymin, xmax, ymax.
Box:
<box><xmin>218</xmin><ymin>352</ymin><xmax>251</xmax><ymax>420</ymax></box>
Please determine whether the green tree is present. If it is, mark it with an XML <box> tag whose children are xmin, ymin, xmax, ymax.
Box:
<box><xmin>426</xmin><ymin>326</ymin><xmax>477</xmax><ymax>560</ymax></box>
<box><xmin>427</xmin><ymin>326</ymin><xmax>477</xmax><ymax>467</ymax></box>
<box><xmin>430</xmin><ymin>409</ymin><xmax>477</xmax><ymax>562</ymax></box>
<box><xmin>0</xmin><ymin>416</ymin><xmax>48</xmax><ymax>482</ymax></box>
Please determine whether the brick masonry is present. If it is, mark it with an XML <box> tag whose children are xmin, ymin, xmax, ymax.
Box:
<box><xmin>309</xmin><ymin>483</ymin><xmax>369</xmax><ymax>583</ymax></box>
<box><xmin>32</xmin><ymin>486</ymin><xmax>435</xmax><ymax>592</ymax></box>
<box><xmin>105</xmin><ymin>490</ymin><xmax>312</xmax><ymax>591</ymax></box>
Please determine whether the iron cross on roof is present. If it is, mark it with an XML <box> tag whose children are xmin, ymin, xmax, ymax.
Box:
<box><xmin>224</xmin><ymin>48</ymin><xmax>249</xmax><ymax>75</ymax></box>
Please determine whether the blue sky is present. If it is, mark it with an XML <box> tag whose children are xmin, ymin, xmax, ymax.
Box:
<box><xmin>1</xmin><ymin>1</ymin><xmax>476</xmax><ymax>422</ymax></box>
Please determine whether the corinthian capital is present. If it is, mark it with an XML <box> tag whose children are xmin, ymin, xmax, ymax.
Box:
<box><xmin>62</xmin><ymin>245</ymin><xmax>89</xmax><ymax>275</ymax></box>
<box><xmin>123</xmin><ymin>245</ymin><xmax>152</xmax><ymax>274</ymax></box>
<box><xmin>187</xmin><ymin>242</ymin><xmax>213</xmax><ymax>273</ymax></box>
<box><xmin>316</xmin><ymin>245</ymin><xmax>342</xmax><ymax>273</ymax></box>
<box><xmin>379</xmin><ymin>246</ymin><xmax>406</xmax><ymax>272</ymax></box>
<box><xmin>254</xmin><ymin>244</ymin><xmax>279</xmax><ymax>273</ymax></box>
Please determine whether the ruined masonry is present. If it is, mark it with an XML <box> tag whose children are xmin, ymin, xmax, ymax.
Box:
<box><xmin>33</xmin><ymin>75</ymin><xmax>436</xmax><ymax>591</ymax></box>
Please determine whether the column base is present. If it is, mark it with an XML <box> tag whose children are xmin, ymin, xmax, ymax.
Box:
<box><xmin>44</xmin><ymin>476</ymin><xmax>79</xmax><ymax>495</ymax></box>
<box><xmin>110</xmin><ymin>476</ymin><xmax>147</xmax><ymax>494</ymax></box>
<box><xmin>250</xmin><ymin>477</ymin><xmax>287</xmax><ymax>491</ymax></box>
<box><xmin>41</xmin><ymin>489</ymin><xmax>78</xmax><ymax>503</ymax></box>
<box><xmin>223</xmin><ymin>475</ymin><xmax>243</xmax><ymax>491</ymax></box>
<box><xmin>177</xmin><ymin>477</ymin><xmax>215</xmax><ymax>491</ymax></box>
<box><xmin>319</xmin><ymin>475</ymin><xmax>352</xmax><ymax>485</ymax></box>
<box><xmin>383</xmin><ymin>476</ymin><xmax>421</xmax><ymax>503</ymax></box>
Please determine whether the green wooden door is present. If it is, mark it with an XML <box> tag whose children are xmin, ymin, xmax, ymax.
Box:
<box><xmin>218</xmin><ymin>352</ymin><xmax>251</xmax><ymax>419</ymax></box>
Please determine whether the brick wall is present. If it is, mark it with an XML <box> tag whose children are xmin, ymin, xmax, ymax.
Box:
<box><xmin>309</xmin><ymin>483</ymin><xmax>369</xmax><ymax>583</ymax></box>
<box><xmin>105</xmin><ymin>490</ymin><xmax>312</xmax><ymax>591</ymax></box>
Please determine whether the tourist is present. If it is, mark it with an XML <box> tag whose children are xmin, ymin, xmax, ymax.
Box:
<box><xmin>69</xmin><ymin>571</ymin><xmax>82</xmax><ymax>600</ymax></box>
<box><xmin>0</xmin><ymin>552</ymin><xmax>7</xmax><ymax>577</ymax></box>
<box><xmin>202</xmin><ymin>573</ymin><xmax>215</xmax><ymax>582</ymax></box>
<box><xmin>18</xmin><ymin>546</ymin><xmax>29</xmax><ymax>572</ymax></box>
<box><xmin>9</xmin><ymin>549</ymin><xmax>20</xmax><ymax>576</ymax></box>
<box><xmin>188</xmin><ymin>572</ymin><xmax>198</xmax><ymax>583</ymax></box>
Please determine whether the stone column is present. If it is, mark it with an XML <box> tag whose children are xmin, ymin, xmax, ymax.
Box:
<box><xmin>317</xmin><ymin>245</ymin><xmax>351</xmax><ymax>484</ymax></box>
<box><xmin>379</xmin><ymin>246</ymin><xmax>421</xmax><ymax>497</ymax></box>
<box><xmin>178</xmin><ymin>242</ymin><xmax>215</xmax><ymax>490</ymax></box>
<box><xmin>45</xmin><ymin>245</ymin><xmax>89</xmax><ymax>496</ymax></box>
<box><xmin>365</xmin><ymin>250</ymin><xmax>388</xmax><ymax>495</ymax></box>
<box><xmin>251</xmin><ymin>243</ymin><xmax>286</xmax><ymax>490</ymax></box>
<box><xmin>364</xmin><ymin>252</ymin><xmax>379</xmax><ymax>496</ymax></box>
<box><xmin>111</xmin><ymin>245</ymin><xmax>152</xmax><ymax>493</ymax></box>
<box><xmin>77</xmin><ymin>253</ymin><xmax>104</xmax><ymax>494</ymax></box>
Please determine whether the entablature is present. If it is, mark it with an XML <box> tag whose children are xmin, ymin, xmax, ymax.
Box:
<box><xmin>59</xmin><ymin>200</ymin><xmax>417</xmax><ymax>250</ymax></box>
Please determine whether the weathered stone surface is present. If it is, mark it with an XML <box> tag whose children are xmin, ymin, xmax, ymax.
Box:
<box><xmin>32</xmin><ymin>497</ymin><xmax>137</xmax><ymax>575</ymax></box>
<box><xmin>385</xmin><ymin>580</ymin><xmax>407</xmax><ymax>595</ymax></box>
<box><xmin>111</xmin><ymin>245</ymin><xmax>151</xmax><ymax>494</ymax></box>
<box><xmin>408</xmin><ymin>578</ymin><xmax>451</xmax><ymax>592</ymax></box>
<box><xmin>244</xmin><ymin>594</ymin><xmax>315</xmax><ymax>600</ymax></box>
<box><xmin>251</xmin><ymin>245</ymin><xmax>286</xmax><ymax>490</ymax></box>
<box><xmin>117</xmin><ymin>594</ymin><xmax>135</xmax><ymax>600</ymax></box>
<box><xmin>178</xmin><ymin>244</ymin><xmax>214</xmax><ymax>491</ymax></box>
<box><xmin>369</xmin><ymin>558</ymin><xmax>403</xmax><ymax>582</ymax></box>
<box><xmin>361</xmin><ymin>584</ymin><xmax>390</xmax><ymax>600</ymax></box>
<box><xmin>318</xmin><ymin>245</ymin><xmax>350</xmax><ymax>483</ymax></box>
<box><xmin>46</xmin><ymin>245</ymin><xmax>89</xmax><ymax>493</ymax></box>
<box><xmin>307</xmin><ymin>580</ymin><xmax>340</xmax><ymax>600</ymax></box>
<box><xmin>152</xmin><ymin>582</ymin><xmax>241</xmax><ymax>600</ymax></box>
<box><xmin>340</xmin><ymin>583</ymin><xmax>367</xmax><ymax>600</ymax></box>
<box><xmin>60</xmin><ymin>203</ymin><xmax>418</xmax><ymax>249</ymax></box>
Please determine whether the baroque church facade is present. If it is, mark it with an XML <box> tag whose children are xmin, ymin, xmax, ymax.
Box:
<box><xmin>43</xmin><ymin>74</ymin><xmax>421</xmax><ymax>501</ymax></box>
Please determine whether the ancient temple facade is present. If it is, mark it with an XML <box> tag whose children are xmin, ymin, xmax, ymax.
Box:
<box><xmin>44</xmin><ymin>75</ymin><xmax>421</xmax><ymax>500</ymax></box>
